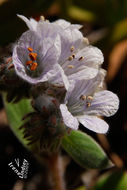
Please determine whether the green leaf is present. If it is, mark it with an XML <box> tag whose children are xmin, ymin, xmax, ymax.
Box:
<box><xmin>62</xmin><ymin>130</ymin><xmax>112</xmax><ymax>169</ymax></box>
<box><xmin>92</xmin><ymin>170</ymin><xmax>127</xmax><ymax>190</ymax></box>
<box><xmin>4</xmin><ymin>97</ymin><xmax>33</xmax><ymax>147</ymax></box>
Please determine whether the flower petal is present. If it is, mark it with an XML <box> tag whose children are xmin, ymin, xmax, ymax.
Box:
<box><xmin>61</xmin><ymin>45</ymin><xmax>104</xmax><ymax>81</ymax></box>
<box><xmin>13</xmin><ymin>31</ymin><xmax>61</xmax><ymax>84</ymax></box>
<box><xmin>37</xmin><ymin>22</ymin><xmax>61</xmax><ymax>39</ymax></box>
<box><xmin>60</xmin><ymin>104</ymin><xmax>79</xmax><ymax>130</ymax></box>
<box><xmin>84</xmin><ymin>90</ymin><xmax>119</xmax><ymax>117</ymax></box>
<box><xmin>78</xmin><ymin>115</ymin><xmax>109</xmax><ymax>133</ymax></box>
<box><xmin>16</xmin><ymin>30</ymin><xmax>41</xmax><ymax>51</ymax></box>
<box><xmin>67</xmin><ymin>67</ymin><xmax>98</xmax><ymax>81</ymax></box>
<box><xmin>54</xmin><ymin>19</ymin><xmax>82</xmax><ymax>29</ymax></box>
<box><xmin>17</xmin><ymin>14</ymin><xmax>38</xmax><ymax>31</ymax></box>
<box><xmin>59</xmin><ymin>28</ymin><xmax>83</xmax><ymax>63</ymax></box>
<box><xmin>53</xmin><ymin>19</ymin><xmax>71</xmax><ymax>29</ymax></box>
<box><xmin>48</xmin><ymin>64</ymin><xmax>70</xmax><ymax>90</ymax></box>
<box><xmin>40</xmin><ymin>35</ymin><xmax>61</xmax><ymax>68</ymax></box>
<box><xmin>75</xmin><ymin>45</ymin><xmax>104</xmax><ymax>68</ymax></box>
<box><xmin>65</xmin><ymin>69</ymin><xmax>106</xmax><ymax>107</ymax></box>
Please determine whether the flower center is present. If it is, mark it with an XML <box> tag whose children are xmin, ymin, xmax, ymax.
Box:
<box><xmin>25</xmin><ymin>47</ymin><xmax>38</xmax><ymax>71</ymax></box>
<box><xmin>80</xmin><ymin>95</ymin><xmax>93</xmax><ymax>107</ymax></box>
<box><xmin>65</xmin><ymin>45</ymin><xmax>85</xmax><ymax>70</ymax></box>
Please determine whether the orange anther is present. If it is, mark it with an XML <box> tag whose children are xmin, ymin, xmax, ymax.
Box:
<box><xmin>25</xmin><ymin>60</ymin><xmax>33</xmax><ymax>65</ymax></box>
<box><xmin>30</xmin><ymin>62</ymin><xmax>38</xmax><ymax>71</ymax></box>
<box><xmin>29</xmin><ymin>52</ymin><xmax>37</xmax><ymax>61</ymax></box>
<box><xmin>27</xmin><ymin>47</ymin><xmax>33</xmax><ymax>52</ymax></box>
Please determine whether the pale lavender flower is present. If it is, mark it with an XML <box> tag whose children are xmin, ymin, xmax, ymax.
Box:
<box><xmin>17</xmin><ymin>14</ymin><xmax>82</xmax><ymax>31</ymax></box>
<box><xmin>12</xmin><ymin>30</ymin><xmax>62</xmax><ymax>84</ymax></box>
<box><xmin>60</xmin><ymin>69</ymin><xmax>119</xmax><ymax>133</ymax></box>
<box><xmin>16</xmin><ymin>15</ymin><xmax>104</xmax><ymax>88</ymax></box>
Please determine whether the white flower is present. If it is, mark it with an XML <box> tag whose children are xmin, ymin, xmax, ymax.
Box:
<box><xmin>16</xmin><ymin>15</ymin><xmax>104</xmax><ymax>90</ymax></box>
<box><xmin>12</xmin><ymin>30</ymin><xmax>61</xmax><ymax>84</ymax></box>
<box><xmin>60</xmin><ymin>69</ymin><xmax>119</xmax><ymax>133</ymax></box>
<box><xmin>17</xmin><ymin>14</ymin><xmax>82</xmax><ymax>31</ymax></box>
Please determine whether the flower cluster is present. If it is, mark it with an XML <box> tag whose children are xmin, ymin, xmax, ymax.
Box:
<box><xmin>12</xmin><ymin>15</ymin><xmax>119</xmax><ymax>134</ymax></box>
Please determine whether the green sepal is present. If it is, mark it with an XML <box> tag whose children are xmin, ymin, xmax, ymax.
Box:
<box><xmin>62</xmin><ymin>130</ymin><xmax>113</xmax><ymax>169</ymax></box>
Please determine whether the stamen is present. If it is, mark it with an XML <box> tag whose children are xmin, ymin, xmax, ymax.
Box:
<box><xmin>72</xmin><ymin>54</ymin><xmax>75</xmax><ymax>58</ymax></box>
<box><xmin>27</xmin><ymin>47</ymin><xmax>33</xmax><ymax>52</ymax></box>
<box><xmin>30</xmin><ymin>62</ymin><xmax>38</xmax><ymax>71</ymax></box>
<box><xmin>87</xmin><ymin>96</ymin><xmax>93</xmax><ymax>101</ymax></box>
<box><xmin>86</xmin><ymin>96</ymin><xmax>93</xmax><ymax>107</ymax></box>
<box><xmin>68</xmin><ymin>65</ymin><xmax>74</xmax><ymax>69</ymax></box>
<box><xmin>78</xmin><ymin>56</ymin><xmax>84</xmax><ymax>61</ymax></box>
<box><xmin>25</xmin><ymin>60</ymin><xmax>33</xmax><ymax>65</ymax></box>
<box><xmin>80</xmin><ymin>95</ymin><xmax>86</xmax><ymax>100</ymax></box>
<box><xmin>29</xmin><ymin>52</ymin><xmax>37</xmax><ymax>61</ymax></box>
<box><xmin>68</xmin><ymin>56</ymin><xmax>73</xmax><ymax>61</ymax></box>
<box><xmin>86</xmin><ymin>102</ymin><xmax>91</xmax><ymax>107</ymax></box>
<box><xmin>70</xmin><ymin>46</ymin><xmax>75</xmax><ymax>52</ymax></box>
<box><xmin>40</xmin><ymin>16</ymin><xmax>45</xmax><ymax>21</ymax></box>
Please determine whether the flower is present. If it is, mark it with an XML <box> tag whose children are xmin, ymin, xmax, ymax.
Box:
<box><xmin>60</xmin><ymin>69</ymin><xmax>119</xmax><ymax>133</ymax></box>
<box><xmin>15</xmin><ymin>15</ymin><xmax>104</xmax><ymax>89</ymax></box>
<box><xmin>12</xmin><ymin>30</ymin><xmax>62</xmax><ymax>84</ymax></box>
<box><xmin>17</xmin><ymin>14</ymin><xmax>82</xmax><ymax>31</ymax></box>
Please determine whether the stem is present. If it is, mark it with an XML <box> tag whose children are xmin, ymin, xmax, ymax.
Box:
<box><xmin>46</xmin><ymin>152</ymin><xmax>66</xmax><ymax>190</ymax></box>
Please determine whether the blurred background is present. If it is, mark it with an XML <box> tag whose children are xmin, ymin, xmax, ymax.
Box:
<box><xmin>0</xmin><ymin>0</ymin><xmax>127</xmax><ymax>189</ymax></box>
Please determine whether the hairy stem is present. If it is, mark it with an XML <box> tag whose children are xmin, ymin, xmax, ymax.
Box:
<box><xmin>46</xmin><ymin>152</ymin><xmax>66</xmax><ymax>190</ymax></box>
